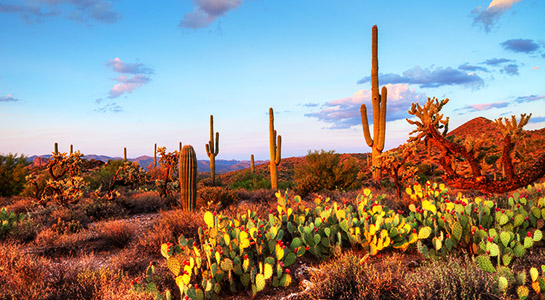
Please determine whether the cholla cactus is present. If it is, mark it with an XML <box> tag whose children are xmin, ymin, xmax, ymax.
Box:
<box><xmin>407</xmin><ymin>97</ymin><xmax>545</xmax><ymax>193</ymax></box>
<box><xmin>375</xmin><ymin>143</ymin><xmax>417</xmax><ymax>199</ymax></box>
<box><xmin>154</xmin><ymin>146</ymin><xmax>179</xmax><ymax>198</ymax></box>
<box><xmin>32</xmin><ymin>150</ymin><xmax>89</xmax><ymax>205</ymax></box>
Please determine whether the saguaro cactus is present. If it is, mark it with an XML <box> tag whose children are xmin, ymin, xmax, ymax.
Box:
<box><xmin>361</xmin><ymin>25</ymin><xmax>387</xmax><ymax>187</ymax></box>
<box><xmin>250</xmin><ymin>154</ymin><xmax>255</xmax><ymax>174</ymax></box>
<box><xmin>206</xmin><ymin>115</ymin><xmax>220</xmax><ymax>185</ymax></box>
<box><xmin>269</xmin><ymin>107</ymin><xmax>282</xmax><ymax>190</ymax></box>
<box><xmin>70</xmin><ymin>144</ymin><xmax>73</xmax><ymax>155</ymax></box>
<box><xmin>124</xmin><ymin>147</ymin><xmax>127</xmax><ymax>161</ymax></box>
<box><xmin>54</xmin><ymin>142</ymin><xmax>59</xmax><ymax>155</ymax></box>
<box><xmin>179</xmin><ymin>145</ymin><xmax>197</xmax><ymax>211</ymax></box>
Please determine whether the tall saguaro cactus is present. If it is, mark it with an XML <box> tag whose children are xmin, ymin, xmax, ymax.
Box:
<box><xmin>206</xmin><ymin>115</ymin><xmax>220</xmax><ymax>185</ymax></box>
<box><xmin>269</xmin><ymin>107</ymin><xmax>282</xmax><ymax>190</ymax></box>
<box><xmin>54</xmin><ymin>142</ymin><xmax>59</xmax><ymax>155</ymax></box>
<box><xmin>360</xmin><ymin>25</ymin><xmax>387</xmax><ymax>187</ymax></box>
<box><xmin>250</xmin><ymin>154</ymin><xmax>255</xmax><ymax>174</ymax></box>
<box><xmin>179</xmin><ymin>145</ymin><xmax>197</xmax><ymax>211</ymax></box>
<box><xmin>124</xmin><ymin>147</ymin><xmax>127</xmax><ymax>161</ymax></box>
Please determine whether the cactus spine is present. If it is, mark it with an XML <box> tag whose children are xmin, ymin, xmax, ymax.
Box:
<box><xmin>154</xmin><ymin>143</ymin><xmax>157</xmax><ymax>168</ymax></box>
<box><xmin>179</xmin><ymin>145</ymin><xmax>197</xmax><ymax>211</ymax></box>
<box><xmin>124</xmin><ymin>147</ymin><xmax>127</xmax><ymax>161</ymax></box>
<box><xmin>361</xmin><ymin>25</ymin><xmax>387</xmax><ymax>187</ymax></box>
<box><xmin>205</xmin><ymin>115</ymin><xmax>220</xmax><ymax>185</ymax></box>
<box><xmin>250</xmin><ymin>154</ymin><xmax>255</xmax><ymax>174</ymax></box>
<box><xmin>269</xmin><ymin>107</ymin><xmax>282</xmax><ymax>190</ymax></box>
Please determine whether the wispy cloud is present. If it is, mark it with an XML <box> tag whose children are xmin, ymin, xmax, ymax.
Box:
<box><xmin>0</xmin><ymin>94</ymin><xmax>19</xmax><ymax>102</ymax></box>
<box><xmin>533</xmin><ymin>66</ymin><xmax>540</xmax><ymax>70</ymax></box>
<box><xmin>478</xmin><ymin>57</ymin><xmax>520</xmax><ymax>76</ymax></box>
<box><xmin>500</xmin><ymin>39</ymin><xmax>541</xmax><ymax>54</ymax></box>
<box><xmin>106</xmin><ymin>57</ymin><xmax>153</xmax><ymax>74</ymax></box>
<box><xmin>0</xmin><ymin>0</ymin><xmax>120</xmax><ymax>24</ymax></box>
<box><xmin>481</xmin><ymin>58</ymin><xmax>513</xmax><ymax>66</ymax></box>
<box><xmin>456</xmin><ymin>94</ymin><xmax>545</xmax><ymax>114</ymax></box>
<box><xmin>301</xmin><ymin>102</ymin><xmax>320</xmax><ymax>108</ymax></box>
<box><xmin>95</xmin><ymin>102</ymin><xmax>123</xmax><ymax>113</ymax></box>
<box><xmin>501</xmin><ymin>63</ymin><xmax>519</xmax><ymax>75</ymax></box>
<box><xmin>179</xmin><ymin>0</ymin><xmax>242</xmax><ymax>29</ymax></box>
<box><xmin>104</xmin><ymin>58</ymin><xmax>153</xmax><ymax>99</ymax></box>
<box><xmin>458</xmin><ymin>63</ymin><xmax>489</xmax><ymax>72</ymax></box>
<box><xmin>95</xmin><ymin>58</ymin><xmax>153</xmax><ymax>113</ymax></box>
<box><xmin>459</xmin><ymin>101</ymin><xmax>510</xmax><ymax>112</ymax></box>
<box><xmin>514</xmin><ymin>94</ymin><xmax>545</xmax><ymax>103</ymax></box>
<box><xmin>529</xmin><ymin>116</ymin><xmax>545</xmax><ymax>123</ymax></box>
<box><xmin>471</xmin><ymin>0</ymin><xmax>520</xmax><ymax>32</ymax></box>
<box><xmin>358</xmin><ymin>65</ymin><xmax>484</xmax><ymax>89</ymax></box>
<box><xmin>109</xmin><ymin>75</ymin><xmax>151</xmax><ymax>99</ymax></box>
<box><xmin>305</xmin><ymin>83</ymin><xmax>427</xmax><ymax>129</ymax></box>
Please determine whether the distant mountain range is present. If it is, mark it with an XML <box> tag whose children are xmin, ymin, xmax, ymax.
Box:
<box><xmin>26</xmin><ymin>154</ymin><xmax>267</xmax><ymax>174</ymax></box>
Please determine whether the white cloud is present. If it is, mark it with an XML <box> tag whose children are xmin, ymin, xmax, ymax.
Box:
<box><xmin>305</xmin><ymin>83</ymin><xmax>427</xmax><ymax>129</ymax></box>
<box><xmin>472</xmin><ymin>0</ymin><xmax>520</xmax><ymax>32</ymax></box>
<box><xmin>179</xmin><ymin>0</ymin><xmax>242</xmax><ymax>29</ymax></box>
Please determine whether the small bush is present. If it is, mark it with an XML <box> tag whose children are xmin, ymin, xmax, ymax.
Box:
<box><xmin>139</xmin><ymin>210</ymin><xmax>205</xmax><ymax>256</ymax></box>
<box><xmin>94</xmin><ymin>219</ymin><xmax>135</xmax><ymax>248</ymax></box>
<box><xmin>116</xmin><ymin>191</ymin><xmax>174</xmax><ymax>214</ymax></box>
<box><xmin>229</xmin><ymin>170</ymin><xmax>270</xmax><ymax>190</ymax></box>
<box><xmin>402</xmin><ymin>256</ymin><xmax>498</xmax><ymax>300</ymax></box>
<box><xmin>294</xmin><ymin>150</ymin><xmax>361</xmax><ymax>196</ymax></box>
<box><xmin>305</xmin><ymin>251</ymin><xmax>407</xmax><ymax>300</ymax></box>
<box><xmin>0</xmin><ymin>153</ymin><xmax>30</xmax><ymax>197</ymax></box>
<box><xmin>198</xmin><ymin>186</ymin><xmax>239</xmax><ymax>209</ymax></box>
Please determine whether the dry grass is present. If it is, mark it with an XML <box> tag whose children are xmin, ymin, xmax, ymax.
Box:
<box><xmin>93</xmin><ymin>219</ymin><xmax>135</xmax><ymax>249</ymax></box>
<box><xmin>138</xmin><ymin>209</ymin><xmax>205</xmax><ymax>256</ymax></box>
<box><xmin>305</xmin><ymin>250</ymin><xmax>409</xmax><ymax>300</ymax></box>
<box><xmin>402</xmin><ymin>256</ymin><xmax>501</xmax><ymax>300</ymax></box>
<box><xmin>116</xmin><ymin>191</ymin><xmax>176</xmax><ymax>214</ymax></box>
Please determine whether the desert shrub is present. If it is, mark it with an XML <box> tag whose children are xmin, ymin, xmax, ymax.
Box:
<box><xmin>116</xmin><ymin>191</ymin><xmax>174</xmax><ymax>214</ymax></box>
<box><xmin>71</xmin><ymin>197</ymin><xmax>128</xmax><ymax>223</ymax></box>
<box><xmin>198</xmin><ymin>175</ymin><xmax>222</xmax><ymax>188</ymax></box>
<box><xmin>0</xmin><ymin>242</ymin><xmax>53</xmax><ymax>299</ymax></box>
<box><xmin>294</xmin><ymin>150</ymin><xmax>360</xmax><ymax>196</ymax></box>
<box><xmin>139</xmin><ymin>209</ymin><xmax>205</xmax><ymax>256</ymax></box>
<box><xmin>402</xmin><ymin>256</ymin><xmax>499</xmax><ymax>300</ymax></box>
<box><xmin>417</xmin><ymin>163</ymin><xmax>434</xmax><ymax>176</ymax></box>
<box><xmin>0</xmin><ymin>153</ymin><xmax>30</xmax><ymax>196</ymax></box>
<box><xmin>229</xmin><ymin>170</ymin><xmax>270</xmax><ymax>190</ymax></box>
<box><xmin>46</xmin><ymin>204</ymin><xmax>90</xmax><ymax>227</ymax></box>
<box><xmin>305</xmin><ymin>251</ymin><xmax>408</xmax><ymax>300</ymax></box>
<box><xmin>199</xmin><ymin>186</ymin><xmax>239</xmax><ymax>209</ymax></box>
<box><xmin>94</xmin><ymin>219</ymin><xmax>135</xmax><ymax>248</ymax></box>
<box><xmin>236</xmin><ymin>188</ymin><xmax>276</xmax><ymax>203</ymax></box>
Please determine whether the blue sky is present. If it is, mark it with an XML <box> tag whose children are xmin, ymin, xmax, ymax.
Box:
<box><xmin>1</xmin><ymin>0</ymin><xmax>544</xmax><ymax>161</ymax></box>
